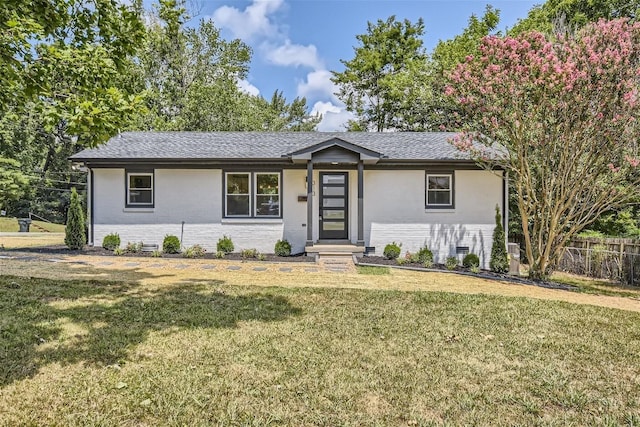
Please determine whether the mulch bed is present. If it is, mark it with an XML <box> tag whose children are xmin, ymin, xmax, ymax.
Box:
<box><xmin>358</xmin><ymin>255</ymin><xmax>578</xmax><ymax>291</ymax></box>
<box><xmin>1</xmin><ymin>245</ymin><xmax>315</xmax><ymax>263</ymax></box>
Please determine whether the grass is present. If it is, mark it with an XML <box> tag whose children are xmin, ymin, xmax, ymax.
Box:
<box><xmin>552</xmin><ymin>271</ymin><xmax>640</xmax><ymax>299</ymax></box>
<box><xmin>1</xmin><ymin>273</ymin><xmax>640</xmax><ymax>425</ymax></box>
<box><xmin>357</xmin><ymin>265</ymin><xmax>390</xmax><ymax>275</ymax></box>
<box><xmin>0</xmin><ymin>233</ymin><xmax>65</xmax><ymax>248</ymax></box>
<box><xmin>0</xmin><ymin>217</ymin><xmax>65</xmax><ymax>233</ymax></box>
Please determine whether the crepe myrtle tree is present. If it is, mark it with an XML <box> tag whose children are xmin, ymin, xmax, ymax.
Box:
<box><xmin>445</xmin><ymin>19</ymin><xmax>640</xmax><ymax>280</ymax></box>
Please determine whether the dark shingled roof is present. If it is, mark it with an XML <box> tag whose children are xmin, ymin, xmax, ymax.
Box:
<box><xmin>71</xmin><ymin>131</ymin><xmax>468</xmax><ymax>162</ymax></box>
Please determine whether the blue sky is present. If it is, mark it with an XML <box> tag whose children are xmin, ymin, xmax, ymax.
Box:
<box><xmin>190</xmin><ymin>0</ymin><xmax>539</xmax><ymax>130</ymax></box>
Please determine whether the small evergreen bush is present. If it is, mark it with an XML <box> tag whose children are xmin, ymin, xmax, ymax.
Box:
<box><xmin>64</xmin><ymin>187</ymin><xmax>86</xmax><ymax>250</ymax></box>
<box><xmin>183</xmin><ymin>244</ymin><xmax>206</xmax><ymax>258</ymax></box>
<box><xmin>490</xmin><ymin>205</ymin><xmax>509</xmax><ymax>273</ymax></box>
<box><xmin>462</xmin><ymin>253</ymin><xmax>480</xmax><ymax>268</ymax></box>
<box><xmin>274</xmin><ymin>239</ymin><xmax>292</xmax><ymax>257</ymax></box>
<box><xmin>102</xmin><ymin>233</ymin><xmax>121</xmax><ymax>250</ymax></box>
<box><xmin>163</xmin><ymin>235</ymin><xmax>181</xmax><ymax>254</ymax></box>
<box><xmin>215</xmin><ymin>251</ymin><xmax>225</xmax><ymax>259</ymax></box>
<box><xmin>217</xmin><ymin>235</ymin><xmax>234</xmax><ymax>254</ymax></box>
<box><xmin>416</xmin><ymin>246</ymin><xmax>433</xmax><ymax>264</ymax></box>
<box><xmin>151</xmin><ymin>250</ymin><xmax>163</xmax><ymax>258</ymax></box>
<box><xmin>113</xmin><ymin>248</ymin><xmax>125</xmax><ymax>256</ymax></box>
<box><xmin>383</xmin><ymin>242</ymin><xmax>401</xmax><ymax>260</ymax></box>
<box><xmin>445</xmin><ymin>256</ymin><xmax>458</xmax><ymax>270</ymax></box>
<box><xmin>241</xmin><ymin>248</ymin><xmax>259</xmax><ymax>259</ymax></box>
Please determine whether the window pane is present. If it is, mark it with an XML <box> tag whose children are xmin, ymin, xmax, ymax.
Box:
<box><xmin>323</xmin><ymin>174</ymin><xmax>345</xmax><ymax>184</ymax></box>
<box><xmin>256</xmin><ymin>195</ymin><xmax>279</xmax><ymax>216</ymax></box>
<box><xmin>130</xmin><ymin>175</ymin><xmax>151</xmax><ymax>189</ymax></box>
<box><xmin>256</xmin><ymin>174</ymin><xmax>279</xmax><ymax>195</ymax></box>
<box><xmin>323</xmin><ymin>198</ymin><xmax>345</xmax><ymax>208</ymax></box>
<box><xmin>322</xmin><ymin>221</ymin><xmax>345</xmax><ymax>231</ymax></box>
<box><xmin>323</xmin><ymin>210</ymin><xmax>344</xmax><ymax>219</ymax></box>
<box><xmin>428</xmin><ymin>176</ymin><xmax>450</xmax><ymax>190</ymax></box>
<box><xmin>227</xmin><ymin>195</ymin><xmax>250</xmax><ymax>215</ymax></box>
<box><xmin>130</xmin><ymin>189</ymin><xmax>152</xmax><ymax>204</ymax></box>
<box><xmin>227</xmin><ymin>174</ymin><xmax>249</xmax><ymax>194</ymax></box>
<box><xmin>323</xmin><ymin>186</ymin><xmax>344</xmax><ymax>196</ymax></box>
<box><xmin>428</xmin><ymin>191</ymin><xmax>451</xmax><ymax>205</ymax></box>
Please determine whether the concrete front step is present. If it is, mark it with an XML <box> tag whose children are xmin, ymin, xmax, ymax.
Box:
<box><xmin>305</xmin><ymin>244</ymin><xmax>364</xmax><ymax>254</ymax></box>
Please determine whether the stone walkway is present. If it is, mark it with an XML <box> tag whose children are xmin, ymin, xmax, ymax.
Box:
<box><xmin>0</xmin><ymin>251</ymin><xmax>358</xmax><ymax>274</ymax></box>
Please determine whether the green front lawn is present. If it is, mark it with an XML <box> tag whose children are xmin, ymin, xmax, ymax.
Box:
<box><xmin>2</xmin><ymin>275</ymin><xmax>639</xmax><ymax>425</ymax></box>
<box><xmin>0</xmin><ymin>217</ymin><xmax>65</xmax><ymax>233</ymax></box>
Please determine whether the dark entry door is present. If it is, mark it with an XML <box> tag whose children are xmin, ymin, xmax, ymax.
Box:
<box><xmin>319</xmin><ymin>172</ymin><xmax>348</xmax><ymax>240</ymax></box>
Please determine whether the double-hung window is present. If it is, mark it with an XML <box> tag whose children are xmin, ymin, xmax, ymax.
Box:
<box><xmin>127</xmin><ymin>171</ymin><xmax>154</xmax><ymax>207</ymax></box>
<box><xmin>225</xmin><ymin>172</ymin><xmax>280</xmax><ymax>217</ymax></box>
<box><xmin>426</xmin><ymin>173</ymin><xmax>453</xmax><ymax>208</ymax></box>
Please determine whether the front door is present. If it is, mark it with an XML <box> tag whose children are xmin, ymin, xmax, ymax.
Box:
<box><xmin>319</xmin><ymin>172</ymin><xmax>348</xmax><ymax>240</ymax></box>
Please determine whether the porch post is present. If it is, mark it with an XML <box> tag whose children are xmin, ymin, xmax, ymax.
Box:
<box><xmin>357</xmin><ymin>160</ymin><xmax>364</xmax><ymax>245</ymax></box>
<box><xmin>306</xmin><ymin>160</ymin><xmax>313</xmax><ymax>246</ymax></box>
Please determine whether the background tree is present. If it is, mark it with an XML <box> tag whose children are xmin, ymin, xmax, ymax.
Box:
<box><xmin>0</xmin><ymin>158</ymin><xmax>30</xmax><ymax>213</ymax></box>
<box><xmin>446</xmin><ymin>19</ymin><xmax>640</xmax><ymax>280</ymax></box>
<box><xmin>510</xmin><ymin>0</ymin><xmax>640</xmax><ymax>35</ymax></box>
<box><xmin>430</xmin><ymin>6</ymin><xmax>501</xmax><ymax>131</ymax></box>
<box><xmin>332</xmin><ymin>16</ymin><xmax>429</xmax><ymax>131</ymax></box>
<box><xmin>135</xmin><ymin>1</ymin><xmax>319</xmax><ymax>132</ymax></box>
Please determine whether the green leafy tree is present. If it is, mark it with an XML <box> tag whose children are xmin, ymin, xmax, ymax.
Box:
<box><xmin>430</xmin><ymin>6</ymin><xmax>501</xmax><ymax>131</ymax></box>
<box><xmin>1</xmin><ymin>0</ymin><xmax>146</xmax><ymax>147</ymax></box>
<box><xmin>135</xmin><ymin>2</ymin><xmax>319</xmax><ymax>132</ymax></box>
<box><xmin>332</xmin><ymin>16</ymin><xmax>429</xmax><ymax>131</ymax></box>
<box><xmin>65</xmin><ymin>188</ymin><xmax>85</xmax><ymax>250</ymax></box>
<box><xmin>511</xmin><ymin>0</ymin><xmax>640</xmax><ymax>35</ymax></box>
<box><xmin>490</xmin><ymin>206</ymin><xmax>508</xmax><ymax>273</ymax></box>
<box><xmin>446</xmin><ymin>19</ymin><xmax>640</xmax><ymax>279</ymax></box>
<box><xmin>0</xmin><ymin>158</ymin><xmax>30</xmax><ymax>213</ymax></box>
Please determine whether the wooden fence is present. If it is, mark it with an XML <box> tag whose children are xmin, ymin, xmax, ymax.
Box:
<box><xmin>510</xmin><ymin>237</ymin><xmax>640</xmax><ymax>285</ymax></box>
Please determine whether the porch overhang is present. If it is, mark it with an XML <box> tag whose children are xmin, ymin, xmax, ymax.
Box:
<box><xmin>288</xmin><ymin>137</ymin><xmax>382</xmax><ymax>165</ymax></box>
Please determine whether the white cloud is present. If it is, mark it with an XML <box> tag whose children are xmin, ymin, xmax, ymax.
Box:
<box><xmin>236</xmin><ymin>79</ymin><xmax>260</xmax><ymax>96</ymax></box>
<box><xmin>311</xmin><ymin>101</ymin><xmax>353</xmax><ymax>132</ymax></box>
<box><xmin>297</xmin><ymin>69</ymin><xmax>338</xmax><ymax>101</ymax></box>
<box><xmin>212</xmin><ymin>0</ymin><xmax>284</xmax><ymax>41</ymax></box>
<box><xmin>264</xmin><ymin>40</ymin><xmax>323</xmax><ymax>69</ymax></box>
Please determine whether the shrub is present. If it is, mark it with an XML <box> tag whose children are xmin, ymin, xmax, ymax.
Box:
<box><xmin>416</xmin><ymin>246</ymin><xmax>433</xmax><ymax>264</ymax></box>
<box><xmin>215</xmin><ymin>251</ymin><xmax>225</xmax><ymax>259</ymax></box>
<box><xmin>383</xmin><ymin>242</ymin><xmax>401</xmax><ymax>260</ymax></box>
<box><xmin>125</xmin><ymin>241</ymin><xmax>142</xmax><ymax>253</ymax></box>
<box><xmin>113</xmin><ymin>248</ymin><xmax>125</xmax><ymax>256</ymax></box>
<box><xmin>423</xmin><ymin>259</ymin><xmax>434</xmax><ymax>269</ymax></box>
<box><xmin>241</xmin><ymin>248</ymin><xmax>259</xmax><ymax>259</ymax></box>
<box><xmin>490</xmin><ymin>205</ymin><xmax>509</xmax><ymax>273</ymax></box>
<box><xmin>151</xmin><ymin>250</ymin><xmax>162</xmax><ymax>258</ymax></box>
<box><xmin>217</xmin><ymin>235</ymin><xmax>234</xmax><ymax>254</ymax></box>
<box><xmin>463</xmin><ymin>253</ymin><xmax>480</xmax><ymax>268</ymax></box>
<box><xmin>102</xmin><ymin>233</ymin><xmax>121</xmax><ymax>251</ymax></box>
<box><xmin>257</xmin><ymin>253</ymin><xmax>266</xmax><ymax>261</ymax></box>
<box><xmin>396</xmin><ymin>258</ymin><xmax>406</xmax><ymax>265</ymax></box>
<box><xmin>445</xmin><ymin>256</ymin><xmax>458</xmax><ymax>270</ymax></box>
<box><xmin>65</xmin><ymin>187</ymin><xmax>86</xmax><ymax>250</ymax></box>
<box><xmin>470</xmin><ymin>265</ymin><xmax>481</xmax><ymax>274</ymax></box>
<box><xmin>274</xmin><ymin>239</ymin><xmax>292</xmax><ymax>257</ymax></box>
<box><xmin>183</xmin><ymin>244</ymin><xmax>206</xmax><ymax>258</ymax></box>
<box><xmin>163</xmin><ymin>235</ymin><xmax>181</xmax><ymax>254</ymax></box>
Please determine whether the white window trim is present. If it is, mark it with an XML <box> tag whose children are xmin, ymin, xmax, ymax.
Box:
<box><xmin>426</xmin><ymin>173</ymin><xmax>453</xmax><ymax>207</ymax></box>
<box><xmin>254</xmin><ymin>172</ymin><xmax>281</xmax><ymax>218</ymax></box>
<box><xmin>225</xmin><ymin>172</ymin><xmax>251</xmax><ymax>217</ymax></box>
<box><xmin>127</xmin><ymin>172</ymin><xmax>154</xmax><ymax>206</ymax></box>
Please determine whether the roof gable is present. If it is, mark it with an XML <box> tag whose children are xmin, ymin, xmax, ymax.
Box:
<box><xmin>287</xmin><ymin>137</ymin><xmax>382</xmax><ymax>164</ymax></box>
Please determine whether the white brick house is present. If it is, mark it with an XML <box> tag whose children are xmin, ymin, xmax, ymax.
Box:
<box><xmin>71</xmin><ymin>132</ymin><xmax>507</xmax><ymax>268</ymax></box>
